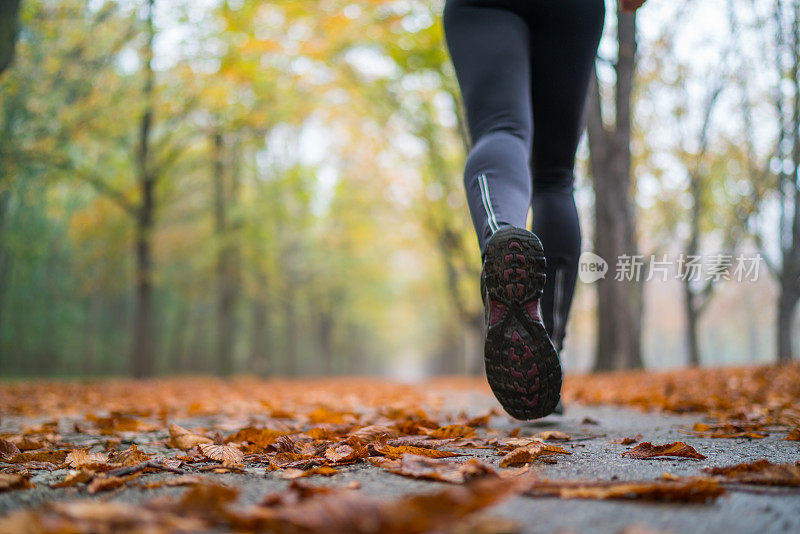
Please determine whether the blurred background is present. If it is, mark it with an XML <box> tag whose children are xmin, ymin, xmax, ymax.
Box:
<box><xmin>0</xmin><ymin>0</ymin><xmax>797</xmax><ymax>379</ymax></box>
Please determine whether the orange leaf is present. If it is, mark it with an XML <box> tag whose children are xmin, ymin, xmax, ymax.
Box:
<box><xmin>525</xmin><ymin>477</ymin><xmax>724</xmax><ymax>502</ymax></box>
<box><xmin>499</xmin><ymin>442</ymin><xmax>571</xmax><ymax>468</ymax></box>
<box><xmin>0</xmin><ymin>473</ymin><xmax>33</xmax><ymax>492</ymax></box>
<box><xmin>429</xmin><ymin>425</ymin><xmax>476</xmax><ymax>439</ymax></box>
<box><xmin>703</xmin><ymin>459</ymin><xmax>800</xmax><ymax>486</ymax></box>
<box><xmin>622</xmin><ymin>442</ymin><xmax>706</xmax><ymax>460</ymax></box>
<box><xmin>198</xmin><ymin>442</ymin><xmax>243</xmax><ymax>465</ymax></box>
<box><xmin>169</xmin><ymin>424</ymin><xmax>213</xmax><ymax>450</ymax></box>
<box><xmin>376</xmin><ymin>443</ymin><xmax>461</xmax><ymax>460</ymax></box>
<box><xmin>65</xmin><ymin>449</ymin><xmax>109</xmax><ymax>468</ymax></box>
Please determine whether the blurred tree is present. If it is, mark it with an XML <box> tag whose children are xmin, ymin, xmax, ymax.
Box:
<box><xmin>586</xmin><ymin>8</ymin><xmax>643</xmax><ymax>370</ymax></box>
<box><xmin>0</xmin><ymin>0</ymin><xmax>21</xmax><ymax>74</ymax></box>
<box><xmin>734</xmin><ymin>1</ymin><xmax>800</xmax><ymax>361</ymax></box>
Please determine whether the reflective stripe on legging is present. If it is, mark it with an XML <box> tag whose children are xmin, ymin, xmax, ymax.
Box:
<box><xmin>477</xmin><ymin>173</ymin><xmax>499</xmax><ymax>233</ymax></box>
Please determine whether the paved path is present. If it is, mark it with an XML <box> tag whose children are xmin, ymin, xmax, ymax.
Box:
<box><xmin>2</xmin><ymin>389</ymin><xmax>799</xmax><ymax>533</ymax></box>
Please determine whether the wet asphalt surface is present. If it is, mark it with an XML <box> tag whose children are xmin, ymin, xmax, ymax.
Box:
<box><xmin>1</xmin><ymin>389</ymin><xmax>799</xmax><ymax>533</ymax></box>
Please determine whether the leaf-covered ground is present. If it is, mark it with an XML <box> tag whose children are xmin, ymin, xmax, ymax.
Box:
<box><xmin>1</xmin><ymin>364</ymin><xmax>799</xmax><ymax>533</ymax></box>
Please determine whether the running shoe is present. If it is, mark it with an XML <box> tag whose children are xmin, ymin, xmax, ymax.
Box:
<box><xmin>481</xmin><ymin>226</ymin><xmax>562</xmax><ymax>420</ymax></box>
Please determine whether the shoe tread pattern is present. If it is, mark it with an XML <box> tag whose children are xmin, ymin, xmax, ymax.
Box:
<box><xmin>483</xmin><ymin>227</ymin><xmax>561</xmax><ymax>420</ymax></box>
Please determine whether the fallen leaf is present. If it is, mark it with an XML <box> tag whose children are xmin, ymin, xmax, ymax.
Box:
<box><xmin>198</xmin><ymin>435</ymin><xmax>243</xmax><ymax>465</ymax></box>
<box><xmin>613</xmin><ymin>435</ymin><xmax>642</xmax><ymax>445</ymax></box>
<box><xmin>6</xmin><ymin>449</ymin><xmax>70</xmax><ymax>464</ymax></box>
<box><xmin>348</xmin><ymin>425</ymin><xmax>399</xmax><ymax>440</ymax></box>
<box><xmin>376</xmin><ymin>443</ymin><xmax>462</xmax><ymax>460</ymax></box>
<box><xmin>88</xmin><ymin>474</ymin><xmax>138</xmax><ymax>493</ymax></box>
<box><xmin>243</xmin><ymin>474</ymin><xmax>525</xmax><ymax>533</ymax></box>
<box><xmin>65</xmin><ymin>449</ymin><xmax>109</xmax><ymax>468</ymax></box>
<box><xmin>8</xmin><ymin>436</ymin><xmax>47</xmax><ymax>451</ymax></box>
<box><xmin>226</xmin><ymin>427</ymin><xmax>286</xmax><ymax>448</ymax></box>
<box><xmin>429</xmin><ymin>425</ymin><xmax>477</xmax><ymax>439</ymax></box>
<box><xmin>169</xmin><ymin>424</ymin><xmax>213</xmax><ymax>450</ymax></box>
<box><xmin>499</xmin><ymin>442</ymin><xmax>571</xmax><ymax>468</ymax></box>
<box><xmin>783</xmin><ymin>428</ymin><xmax>800</xmax><ymax>441</ymax></box>
<box><xmin>532</xmin><ymin>431</ymin><xmax>571</xmax><ymax>441</ymax></box>
<box><xmin>324</xmin><ymin>441</ymin><xmax>368</xmax><ymax>464</ymax></box>
<box><xmin>0</xmin><ymin>473</ymin><xmax>32</xmax><ymax>492</ymax></box>
<box><xmin>524</xmin><ymin>477</ymin><xmax>724</xmax><ymax>502</ymax></box>
<box><xmin>622</xmin><ymin>442</ymin><xmax>706</xmax><ymax>460</ymax></box>
<box><xmin>703</xmin><ymin>459</ymin><xmax>800</xmax><ymax>486</ymax></box>
<box><xmin>0</xmin><ymin>439</ymin><xmax>21</xmax><ymax>461</ymax></box>
<box><xmin>683</xmin><ymin>422</ymin><xmax>768</xmax><ymax>439</ymax></box>
<box><xmin>109</xmin><ymin>445</ymin><xmax>151</xmax><ymax>466</ymax></box>
<box><xmin>376</xmin><ymin>454</ymin><xmax>496</xmax><ymax>484</ymax></box>
<box><xmin>51</xmin><ymin>470</ymin><xmax>93</xmax><ymax>488</ymax></box>
<box><xmin>139</xmin><ymin>475</ymin><xmax>205</xmax><ymax>489</ymax></box>
<box><xmin>280</xmin><ymin>466</ymin><xmax>339</xmax><ymax>479</ymax></box>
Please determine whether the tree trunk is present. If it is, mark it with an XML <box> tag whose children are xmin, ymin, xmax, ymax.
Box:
<box><xmin>0</xmin><ymin>189</ymin><xmax>12</xmax><ymax>371</ymax></box>
<box><xmin>213</xmin><ymin>131</ymin><xmax>233</xmax><ymax>376</ymax></box>
<box><xmin>249</xmin><ymin>292</ymin><xmax>270</xmax><ymax>375</ymax></box>
<box><xmin>212</xmin><ymin>131</ymin><xmax>242</xmax><ymax>376</ymax></box>
<box><xmin>777</xmin><ymin>273</ymin><xmax>799</xmax><ymax>362</ymax></box>
<box><xmin>167</xmin><ymin>300</ymin><xmax>189</xmax><ymax>373</ymax></box>
<box><xmin>318</xmin><ymin>305</ymin><xmax>334</xmax><ymax>375</ymax></box>
<box><xmin>776</xmin><ymin>2</ymin><xmax>800</xmax><ymax>362</ymax></box>
<box><xmin>0</xmin><ymin>0</ymin><xmax>21</xmax><ymax>75</ymax></box>
<box><xmin>586</xmin><ymin>10</ymin><xmax>643</xmax><ymax>371</ymax></box>
<box><xmin>82</xmin><ymin>293</ymin><xmax>101</xmax><ymax>375</ymax></box>
<box><xmin>684</xmin><ymin>282</ymin><xmax>700</xmax><ymax>366</ymax></box>
<box><xmin>131</xmin><ymin>0</ymin><xmax>156</xmax><ymax>378</ymax></box>
<box><xmin>285</xmin><ymin>286</ymin><xmax>297</xmax><ymax>376</ymax></box>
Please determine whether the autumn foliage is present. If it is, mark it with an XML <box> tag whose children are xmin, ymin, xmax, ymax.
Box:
<box><xmin>1</xmin><ymin>365</ymin><xmax>799</xmax><ymax>531</ymax></box>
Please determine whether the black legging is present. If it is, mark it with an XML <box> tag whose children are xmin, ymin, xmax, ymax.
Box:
<box><xmin>443</xmin><ymin>0</ymin><xmax>605</xmax><ymax>350</ymax></box>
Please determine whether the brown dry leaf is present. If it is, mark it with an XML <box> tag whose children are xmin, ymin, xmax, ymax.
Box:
<box><xmin>532</xmin><ymin>431</ymin><xmax>571</xmax><ymax>441</ymax></box>
<box><xmin>139</xmin><ymin>474</ymin><xmax>205</xmax><ymax>489</ymax></box>
<box><xmin>622</xmin><ymin>442</ymin><xmax>706</xmax><ymax>460</ymax></box>
<box><xmin>109</xmin><ymin>444</ymin><xmax>151</xmax><ymax>466</ymax></box>
<box><xmin>324</xmin><ymin>441</ymin><xmax>368</xmax><ymax>465</ymax></box>
<box><xmin>385</xmin><ymin>437</ymin><xmax>453</xmax><ymax>449</ymax></box>
<box><xmin>465</xmin><ymin>412</ymin><xmax>493</xmax><ymax>427</ymax></box>
<box><xmin>280</xmin><ymin>466</ymin><xmax>339</xmax><ymax>479</ymax></box>
<box><xmin>87</xmin><ymin>413</ymin><xmax>158</xmax><ymax>434</ymax></box>
<box><xmin>9</xmin><ymin>435</ymin><xmax>47</xmax><ymax>451</ymax></box>
<box><xmin>226</xmin><ymin>427</ymin><xmax>286</xmax><ymax>447</ymax></box>
<box><xmin>429</xmin><ymin>425</ymin><xmax>477</xmax><ymax>439</ymax></box>
<box><xmin>349</xmin><ymin>425</ymin><xmax>399</xmax><ymax>440</ymax></box>
<box><xmin>0</xmin><ymin>473</ymin><xmax>33</xmax><ymax>492</ymax></box>
<box><xmin>173</xmin><ymin>482</ymin><xmax>240</xmax><ymax>522</ymax></box>
<box><xmin>684</xmin><ymin>422</ymin><xmax>768</xmax><ymax>439</ymax></box>
<box><xmin>377</xmin><ymin>443</ymin><xmax>462</xmax><ymax>460</ymax></box>
<box><xmin>51</xmin><ymin>470</ymin><xmax>93</xmax><ymax>488</ymax></box>
<box><xmin>0</xmin><ymin>439</ymin><xmax>21</xmax><ymax>460</ymax></box>
<box><xmin>377</xmin><ymin>454</ymin><xmax>497</xmax><ymax>484</ymax></box>
<box><xmin>307</xmin><ymin>406</ymin><xmax>352</xmax><ymax>424</ymax></box>
<box><xmin>6</xmin><ymin>449</ymin><xmax>70</xmax><ymax>464</ymax></box>
<box><xmin>169</xmin><ymin>423</ymin><xmax>213</xmax><ymax>450</ymax></box>
<box><xmin>243</xmin><ymin>474</ymin><xmax>525</xmax><ymax>534</ymax></box>
<box><xmin>614</xmin><ymin>436</ymin><xmax>641</xmax><ymax>445</ymax></box>
<box><xmin>525</xmin><ymin>477</ymin><xmax>724</xmax><ymax>502</ymax></box>
<box><xmin>198</xmin><ymin>436</ymin><xmax>244</xmax><ymax>466</ymax></box>
<box><xmin>783</xmin><ymin>428</ymin><xmax>800</xmax><ymax>441</ymax></box>
<box><xmin>703</xmin><ymin>459</ymin><xmax>800</xmax><ymax>486</ymax></box>
<box><xmin>88</xmin><ymin>474</ymin><xmax>138</xmax><ymax>494</ymax></box>
<box><xmin>65</xmin><ymin>449</ymin><xmax>109</xmax><ymax>468</ymax></box>
<box><xmin>499</xmin><ymin>442</ymin><xmax>571</xmax><ymax>468</ymax></box>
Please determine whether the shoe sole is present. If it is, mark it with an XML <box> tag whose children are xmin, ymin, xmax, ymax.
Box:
<box><xmin>483</xmin><ymin>227</ymin><xmax>561</xmax><ymax>420</ymax></box>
